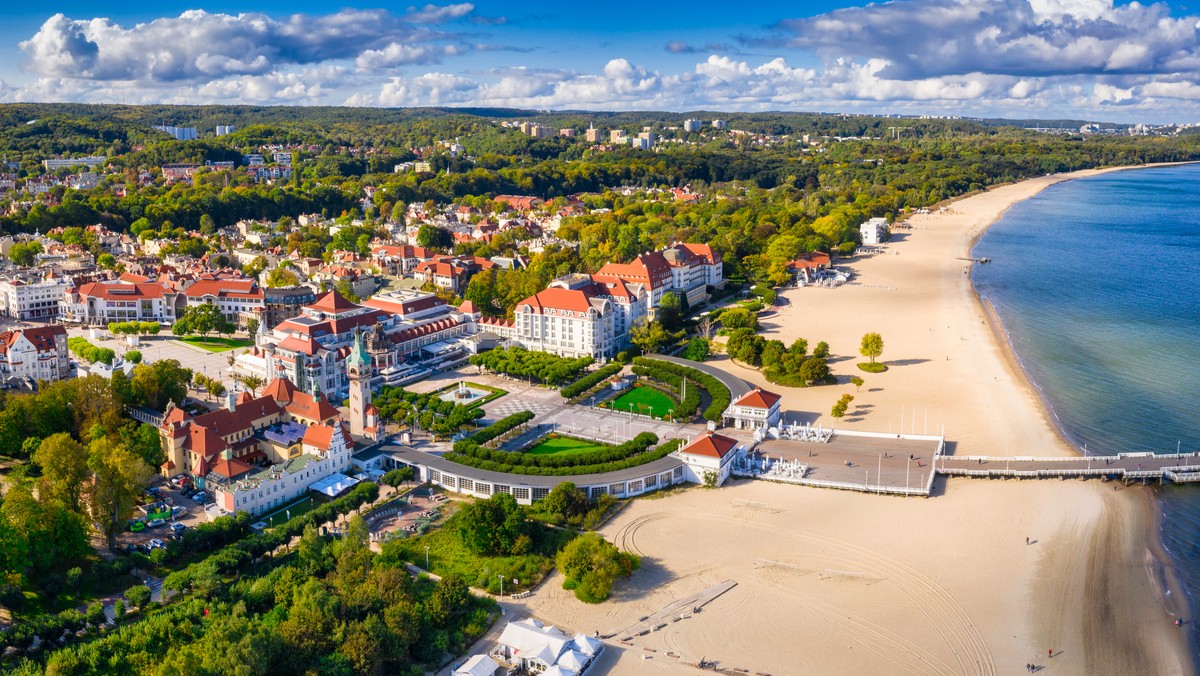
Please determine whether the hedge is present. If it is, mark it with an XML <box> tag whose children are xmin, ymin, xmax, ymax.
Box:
<box><xmin>632</xmin><ymin>357</ymin><xmax>731</xmax><ymax>421</ymax></box>
<box><xmin>631</xmin><ymin>365</ymin><xmax>701</xmax><ymax>419</ymax></box>
<box><xmin>560</xmin><ymin>362</ymin><xmax>624</xmax><ymax>399</ymax></box>
<box><xmin>454</xmin><ymin>410</ymin><xmax>535</xmax><ymax>452</ymax></box>
<box><xmin>444</xmin><ymin>437</ymin><xmax>682</xmax><ymax>477</ymax></box>
<box><xmin>67</xmin><ymin>336</ymin><xmax>116</xmax><ymax>365</ymax></box>
<box><xmin>453</xmin><ymin>432</ymin><xmax>658</xmax><ymax>470</ymax></box>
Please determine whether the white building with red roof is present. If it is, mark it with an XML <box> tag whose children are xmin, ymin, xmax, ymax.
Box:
<box><xmin>508</xmin><ymin>273</ymin><xmax>648</xmax><ymax>360</ymax></box>
<box><xmin>60</xmin><ymin>280</ymin><xmax>183</xmax><ymax>325</ymax></box>
<box><xmin>184</xmin><ymin>276</ymin><xmax>264</xmax><ymax>327</ymax></box>
<box><xmin>597</xmin><ymin>243</ymin><xmax>722</xmax><ymax>312</ymax></box>
<box><xmin>0</xmin><ymin>324</ymin><xmax>69</xmax><ymax>383</ymax></box>
<box><xmin>723</xmin><ymin>387</ymin><xmax>783</xmax><ymax>430</ymax></box>
<box><xmin>676</xmin><ymin>431</ymin><xmax>741</xmax><ymax>486</ymax></box>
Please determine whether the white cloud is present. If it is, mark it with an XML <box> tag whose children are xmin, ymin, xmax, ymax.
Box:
<box><xmin>19</xmin><ymin>9</ymin><xmax>476</xmax><ymax>82</ymax></box>
<box><xmin>775</xmin><ymin>0</ymin><xmax>1200</xmax><ymax>78</ymax></box>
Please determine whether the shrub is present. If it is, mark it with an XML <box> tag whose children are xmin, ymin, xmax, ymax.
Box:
<box><xmin>858</xmin><ymin>362</ymin><xmax>887</xmax><ymax>373</ymax></box>
<box><xmin>560</xmin><ymin>362</ymin><xmax>624</xmax><ymax>399</ymax></box>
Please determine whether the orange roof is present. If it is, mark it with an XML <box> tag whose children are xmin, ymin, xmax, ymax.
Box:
<box><xmin>307</xmin><ymin>291</ymin><xmax>359</xmax><ymax>314</ymax></box>
<box><xmin>518</xmin><ymin>287</ymin><xmax>598</xmax><ymax>314</ymax></box>
<box><xmin>210</xmin><ymin>456</ymin><xmax>253</xmax><ymax>480</ymax></box>
<box><xmin>680</xmin><ymin>432</ymin><xmax>738</xmax><ymax>459</ymax></box>
<box><xmin>75</xmin><ymin>281</ymin><xmax>167</xmax><ymax>300</ymax></box>
<box><xmin>276</xmin><ymin>335</ymin><xmax>325</xmax><ymax>356</ymax></box>
<box><xmin>732</xmin><ymin>388</ymin><xmax>781</xmax><ymax>410</ymax></box>
<box><xmin>185</xmin><ymin>278</ymin><xmax>262</xmax><ymax>300</ymax></box>
<box><xmin>302</xmin><ymin>423</ymin><xmax>349</xmax><ymax>450</ymax></box>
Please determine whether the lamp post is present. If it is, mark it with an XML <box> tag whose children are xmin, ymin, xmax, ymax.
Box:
<box><xmin>425</xmin><ymin>545</ymin><xmax>430</xmax><ymax>570</ymax></box>
<box><xmin>498</xmin><ymin>574</ymin><xmax>504</xmax><ymax>597</ymax></box>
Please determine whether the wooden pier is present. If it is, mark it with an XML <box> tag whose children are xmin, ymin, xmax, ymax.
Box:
<box><xmin>936</xmin><ymin>452</ymin><xmax>1200</xmax><ymax>485</ymax></box>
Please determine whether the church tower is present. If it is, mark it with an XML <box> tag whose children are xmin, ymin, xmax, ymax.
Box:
<box><xmin>347</xmin><ymin>327</ymin><xmax>373</xmax><ymax>438</ymax></box>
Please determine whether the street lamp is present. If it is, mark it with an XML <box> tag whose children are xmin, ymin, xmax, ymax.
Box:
<box><xmin>425</xmin><ymin>545</ymin><xmax>430</xmax><ymax>570</ymax></box>
<box><xmin>498</xmin><ymin>574</ymin><xmax>504</xmax><ymax>597</ymax></box>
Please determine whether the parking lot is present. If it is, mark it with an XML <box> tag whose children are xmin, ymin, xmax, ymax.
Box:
<box><xmin>115</xmin><ymin>478</ymin><xmax>213</xmax><ymax>553</ymax></box>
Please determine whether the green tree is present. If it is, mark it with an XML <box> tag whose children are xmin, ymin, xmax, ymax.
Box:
<box><xmin>265</xmin><ymin>267</ymin><xmax>300</xmax><ymax>288</ymax></box>
<box><xmin>851</xmin><ymin>376</ymin><xmax>864</xmax><ymax>391</ymax></box>
<box><xmin>246</xmin><ymin>317</ymin><xmax>260</xmax><ymax>337</ymax></box>
<box><xmin>124</xmin><ymin>584</ymin><xmax>152</xmax><ymax>609</ymax></box>
<box><xmin>720</xmin><ymin>307</ymin><xmax>757</xmax><ymax>331</ymax></box>
<box><xmin>237</xmin><ymin>374</ymin><xmax>264</xmax><ymax>396</ymax></box>
<box><xmin>130</xmin><ymin>359</ymin><xmax>192</xmax><ymax>411</ymax></box>
<box><xmin>173</xmin><ymin>303</ymin><xmax>232</xmax><ymax>337</ymax></box>
<box><xmin>125</xmin><ymin>350</ymin><xmax>143</xmax><ymax>363</ymax></box>
<box><xmin>629</xmin><ymin>318</ymin><xmax>674</xmax><ymax>354</ymax></box>
<box><xmin>416</xmin><ymin>224</ymin><xmax>453</xmax><ymax>250</ymax></box>
<box><xmin>656</xmin><ymin>292</ymin><xmax>683</xmax><ymax>331</ymax></box>
<box><xmin>860</xmin><ymin>332</ymin><xmax>884</xmax><ymax>363</ymax></box>
<box><xmin>8</xmin><ymin>241</ymin><xmax>43</xmax><ymax>267</ymax></box>
<box><xmin>87</xmin><ymin>437</ymin><xmax>153</xmax><ymax>551</ymax></box>
<box><xmin>243</xmin><ymin>255</ymin><xmax>269</xmax><ymax>278</ymax></box>
<box><xmin>556</xmin><ymin>532</ymin><xmax>639</xmax><ymax>603</ymax></box>
<box><xmin>455</xmin><ymin>492</ymin><xmax>529</xmax><ymax>556</ymax></box>
<box><xmin>427</xmin><ymin>573</ymin><xmax>471</xmax><ymax>626</ymax></box>
<box><xmin>33</xmin><ymin>433</ymin><xmax>89</xmax><ymax>512</ymax></box>
<box><xmin>798</xmin><ymin>357</ymin><xmax>830</xmax><ymax>385</ymax></box>
<box><xmin>97</xmin><ymin>253</ymin><xmax>117</xmax><ymax>269</ymax></box>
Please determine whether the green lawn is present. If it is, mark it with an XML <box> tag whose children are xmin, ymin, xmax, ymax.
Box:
<box><xmin>525</xmin><ymin>436</ymin><xmax>609</xmax><ymax>456</ymax></box>
<box><xmin>608</xmin><ymin>385</ymin><xmax>677</xmax><ymax>419</ymax></box>
<box><xmin>259</xmin><ymin>496</ymin><xmax>315</xmax><ymax>529</ymax></box>
<box><xmin>177</xmin><ymin>336</ymin><xmax>255</xmax><ymax>352</ymax></box>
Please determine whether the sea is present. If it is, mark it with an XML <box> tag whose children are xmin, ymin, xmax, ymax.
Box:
<box><xmin>972</xmin><ymin>163</ymin><xmax>1200</xmax><ymax>657</ymax></box>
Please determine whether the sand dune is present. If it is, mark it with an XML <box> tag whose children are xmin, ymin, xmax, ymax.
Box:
<box><xmin>509</xmin><ymin>168</ymin><xmax>1193</xmax><ymax>675</ymax></box>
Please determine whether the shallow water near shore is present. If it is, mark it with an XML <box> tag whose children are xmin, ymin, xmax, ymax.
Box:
<box><xmin>973</xmin><ymin>164</ymin><xmax>1200</xmax><ymax>657</ymax></box>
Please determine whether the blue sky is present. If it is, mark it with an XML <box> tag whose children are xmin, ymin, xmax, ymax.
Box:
<box><xmin>2</xmin><ymin>1</ymin><xmax>1199</xmax><ymax>122</ymax></box>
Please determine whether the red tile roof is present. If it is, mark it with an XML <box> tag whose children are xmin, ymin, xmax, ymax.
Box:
<box><xmin>680</xmin><ymin>432</ymin><xmax>738</xmax><ymax>459</ymax></box>
<box><xmin>276</xmin><ymin>335</ymin><xmax>325</xmax><ymax>356</ymax></box>
<box><xmin>732</xmin><ymin>388</ymin><xmax>781</xmax><ymax>410</ymax></box>
<box><xmin>75</xmin><ymin>281</ymin><xmax>168</xmax><ymax>300</ymax></box>
<box><xmin>517</xmin><ymin>287</ymin><xmax>600</xmax><ymax>315</ymax></box>
<box><xmin>185</xmin><ymin>278</ymin><xmax>262</xmax><ymax>300</ymax></box>
<box><xmin>302</xmin><ymin>422</ymin><xmax>352</xmax><ymax>450</ymax></box>
<box><xmin>307</xmin><ymin>291</ymin><xmax>359</xmax><ymax>314</ymax></box>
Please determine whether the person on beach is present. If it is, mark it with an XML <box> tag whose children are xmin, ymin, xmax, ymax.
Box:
<box><xmin>1048</xmin><ymin>648</ymin><xmax>1053</xmax><ymax>658</ymax></box>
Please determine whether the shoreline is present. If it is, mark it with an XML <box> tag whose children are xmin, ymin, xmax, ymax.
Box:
<box><xmin>962</xmin><ymin>163</ymin><xmax>1196</xmax><ymax>655</ymax></box>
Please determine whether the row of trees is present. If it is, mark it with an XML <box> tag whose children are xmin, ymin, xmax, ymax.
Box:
<box><xmin>726</xmin><ymin>331</ymin><xmax>833</xmax><ymax>387</ymax></box>
<box><xmin>172</xmin><ymin>303</ymin><xmax>236</xmax><ymax>337</ymax></box>
<box><xmin>66</xmin><ymin>336</ymin><xmax>115</xmax><ymax>365</ymax></box>
<box><xmin>469</xmin><ymin>347</ymin><xmax>594</xmax><ymax>386</ymax></box>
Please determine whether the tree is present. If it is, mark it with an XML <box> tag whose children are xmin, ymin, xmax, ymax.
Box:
<box><xmin>198</xmin><ymin>214</ymin><xmax>216</xmax><ymax>235</ymax></box>
<box><xmin>126</xmin><ymin>350</ymin><xmax>143</xmax><ymax>363</ymax></box>
<box><xmin>813</xmin><ymin>341</ymin><xmax>830</xmax><ymax>359</ymax></box>
<box><xmin>246</xmin><ymin>317</ymin><xmax>260</xmax><ymax>337</ymax></box>
<box><xmin>121</xmin><ymin>422</ymin><xmax>166</xmax><ymax>467</ymax></box>
<box><xmin>851</xmin><ymin>376</ymin><xmax>864</xmax><ymax>391</ymax></box>
<box><xmin>297</xmin><ymin>525</ymin><xmax>328</xmax><ymax>576</ymax></box>
<box><xmin>97</xmin><ymin>253</ymin><xmax>117</xmax><ymax>269</ymax></box>
<box><xmin>125</xmin><ymin>584</ymin><xmax>152</xmax><ymax>609</ymax></box>
<box><xmin>657</xmin><ymin>292</ymin><xmax>683</xmax><ymax>331</ymax></box>
<box><xmin>173</xmin><ymin>303</ymin><xmax>232</xmax><ymax>337</ymax></box>
<box><xmin>416</xmin><ymin>224</ymin><xmax>453</xmax><ymax>250</ymax></box>
<box><xmin>797</xmin><ymin>357</ymin><xmax>830</xmax><ymax>385</ymax></box>
<box><xmin>860</xmin><ymin>332</ymin><xmax>884</xmax><ymax>363</ymax></box>
<box><xmin>831</xmin><ymin>394</ymin><xmax>855</xmax><ymax>418</ymax></box>
<box><xmin>265</xmin><ymin>267</ymin><xmax>300</xmax><ymax>288</ymax></box>
<box><xmin>681</xmin><ymin>337</ymin><xmax>709</xmax><ymax>362</ymax></box>
<box><xmin>381</xmin><ymin>467</ymin><xmax>414</xmax><ymax>488</ymax></box>
<box><xmin>334</xmin><ymin>279</ymin><xmax>360</xmax><ymax>303</ymax></box>
<box><xmin>455</xmin><ymin>492</ymin><xmax>529</xmax><ymax>556</ymax></box>
<box><xmin>33</xmin><ymin>433</ymin><xmax>89</xmax><ymax>512</ymax></box>
<box><xmin>8</xmin><ymin>241</ymin><xmax>42</xmax><ymax>267</ymax></box>
<box><xmin>243</xmin><ymin>255</ymin><xmax>268</xmax><ymax>278</ymax></box>
<box><xmin>720</xmin><ymin>307</ymin><xmax>757</xmax><ymax>331</ymax></box>
<box><xmin>539</xmin><ymin>482</ymin><xmax>591</xmax><ymax>523</ymax></box>
<box><xmin>87</xmin><ymin>437</ymin><xmax>153</xmax><ymax>551</ymax></box>
<box><xmin>427</xmin><ymin>573</ymin><xmax>471</xmax><ymax>626</ymax></box>
<box><xmin>555</xmin><ymin>532</ymin><xmax>639</xmax><ymax>603</ymax></box>
<box><xmin>696</xmin><ymin>314</ymin><xmax>715</xmax><ymax>340</ymax></box>
<box><xmin>629</xmin><ymin>318</ymin><xmax>674</xmax><ymax>354</ymax></box>
<box><xmin>237</xmin><ymin>374</ymin><xmax>264</xmax><ymax>396</ymax></box>
<box><xmin>130</xmin><ymin>360</ymin><xmax>192</xmax><ymax>411</ymax></box>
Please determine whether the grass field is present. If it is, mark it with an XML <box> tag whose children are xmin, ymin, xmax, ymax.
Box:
<box><xmin>177</xmin><ymin>336</ymin><xmax>255</xmax><ymax>352</ymax></box>
<box><xmin>259</xmin><ymin>496</ymin><xmax>315</xmax><ymax>529</ymax></box>
<box><xmin>525</xmin><ymin>435</ymin><xmax>610</xmax><ymax>456</ymax></box>
<box><xmin>608</xmin><ymin>384</ymin><xmax>677</xmax><ymax>419</ymax></box>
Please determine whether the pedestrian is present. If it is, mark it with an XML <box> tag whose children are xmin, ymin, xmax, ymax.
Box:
<box><xmin>1026</xmin><ymin>536</ymin><xmax>1030</xmax><ymax>545</ymax></box>
<box><xmin>1048</xmin><ymin>648</ymin><xmax>1053</xmax><ymax>658</ymax></box>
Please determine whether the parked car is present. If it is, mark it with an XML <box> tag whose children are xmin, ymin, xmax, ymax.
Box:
<box><xmin>171</xmin><ymin>506</ymin><xmax>188</xmax><ymax>518</ymax></box>
<box><xmin>170</xmin><ymin>523</ymin><xmax>186</xmax><ymax>534</ymax></box>
<box><xmin>146</xmin><ymin>518</ymin><xmax>166</xmax><ymax>529</ymax></box>
<box><xmin>129</xmin><ymin>520</ymin><xmax>145</xmax><ymax>533</ymax></box>
<box><xmin>192</xmin><ymin>491</ymin><xmax>208</xmax><ymax>503</ymax></box>
<box><xmin>147</xmin><ymin>539</ymin><xmax>166</xmax><ymax>549</ymax></box>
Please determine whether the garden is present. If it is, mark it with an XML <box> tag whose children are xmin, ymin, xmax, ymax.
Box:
<box><xmin>176</xmin><ymin>336</ymin><xmax>255</xmax><ymax>352</ymax></box>
<box><xmin>606</xmin><ymin>384</ymin><xmax>677</xmax><ymax>420</ymax></box>
<box><xmin>525</xmin><ymin>435</ymin><xmax>610</xmax><ymax>456</ymax></box>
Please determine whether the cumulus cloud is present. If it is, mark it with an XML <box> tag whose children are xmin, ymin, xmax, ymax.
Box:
<box><xmin>774</xmin><ymin>0</ymin><xmax>1200</xmax><ymax>79</ymax></box>
<box><xmin>19</xmin><ymin>8</ymin><xmax>479</xmax><ymax>82</ymax></box>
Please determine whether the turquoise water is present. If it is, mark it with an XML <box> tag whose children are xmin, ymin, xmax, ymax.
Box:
<box><xmin>972</xmin><ymin>164</ymin><xmax>1200</xmax><ymax>655</ymax></box>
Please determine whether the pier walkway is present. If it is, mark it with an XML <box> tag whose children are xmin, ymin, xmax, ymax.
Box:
<box><xmin>937</xmin><ymin>452</ymin><xmax>1200</xmax><ymax>485</ymax></box>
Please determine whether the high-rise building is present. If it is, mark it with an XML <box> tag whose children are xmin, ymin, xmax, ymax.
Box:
<box><xmin>683</xmin><ymin>119</ymin><xmax>702</xmax><ymax>132</ymax></box>
<box><xmin>215</xmin><ymin>125</ymin><xmax>235</xmax><ymax>136</ymax></box>
<box><xmin>153</xmin><ymin>125</ymin><xmax>199</xmax><ymax>141</ymax></box>
<box><xmin>586</xmin><ymin>125</ymin><xmax>603</xmax><ymax>143</ymax></box>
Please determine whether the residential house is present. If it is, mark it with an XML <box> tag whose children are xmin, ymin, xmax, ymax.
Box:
<box><xmin>0</xmin><ymin>325</ymin><xmax>70</xmax><ymax>383</ymax></box>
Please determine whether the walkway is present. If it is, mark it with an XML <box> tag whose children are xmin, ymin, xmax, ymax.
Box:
<box><xmin>644</xmin><ymin>354</ymin><xmax>751</xmax><ymax>400</ymax></box>
<box><xmin>938</xmin><ymin>452</ymin><xmax>1200</xmax><ymax>484</ymax></box>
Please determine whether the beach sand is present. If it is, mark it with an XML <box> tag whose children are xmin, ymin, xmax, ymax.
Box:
<box><xmin>511</xmin><ymin>169</ymin><xmax>1193</xmax><ymax>675</ymax></box>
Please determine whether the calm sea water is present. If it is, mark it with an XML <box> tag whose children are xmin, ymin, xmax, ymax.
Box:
<box><xmin>972</xmin><ymin>164</ymin><xmax>1200</xmax><ymax>655</ymax></box>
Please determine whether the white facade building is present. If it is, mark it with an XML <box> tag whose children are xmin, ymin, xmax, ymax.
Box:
<box><xmin>683</xmin><ymin>118</ymin><xmax>702</xmax><ymax>132</ymax></box>
<box><xmin>60</xmin><ymin>281</ymin><xmax>182</xmax><ymax>325</ymax></box>
<box><xmin>214</xmin><ymin>422</ymin><xmax>354</xmax><ymax>516</ymax></box>
<box><xmin>860</xmin><ymin>217</ymin><xmax>889</xmax><ymax>246</ymax></box>
<box><xmin>0</xmin><ymin>274</ymin><xmax>69</xmax><ymax>320</ymax></box>
<box><xmin>723</xmin><ymin>387</ymin><xmax>782</xmax><ymax>430</ymax></box>
<box><xmin>0</xmin><ymin>325</ymin><xmax>70</xmax><ymax>383</ymax></box>
<box><xmin>676</xmin><ymin>431</ymin><xmax>740</xmax><ymax>487</ymax></box>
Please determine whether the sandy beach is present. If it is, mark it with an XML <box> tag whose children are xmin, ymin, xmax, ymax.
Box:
<box><xmin>510</xmin><ymin>168</ymin><xmax>1194</xmax><ymax>675</ymax></box>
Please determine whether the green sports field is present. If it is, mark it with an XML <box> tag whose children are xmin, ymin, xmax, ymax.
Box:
<box><xmin>524</xmin><ymin>436</ymin><xmax>610</xmax><ymax>456</ymax></box>
<box><xmin>608</xmin><ymin>385</ymin><xmax>677</xmax><ymax>419</ymax></box>
<box><xmin>177</xmin><ymin>336</ymin><xmax>256</xmax><ymax>352</ymax></box>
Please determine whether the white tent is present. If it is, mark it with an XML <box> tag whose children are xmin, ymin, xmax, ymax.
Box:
<box><xmin>571</xmin><ymin>633</ymin><xmax>604</xmax><ymax>656</ymax></box>
<box><xmin>541</xmin><ymin>666</ymin><xmax>575</xmax><ymax>676</ymax></box>
<box><xmin>556</xmin><ymin>649</ymin><xmax>588</xmax><ymax>672</ymax></box>
<box><xmin>454</xmin><ymin>654</ymin><xmax>499</xmax><ymax>676</ymax></box>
